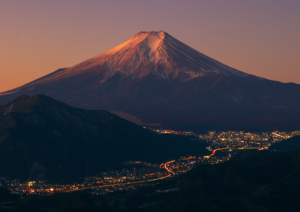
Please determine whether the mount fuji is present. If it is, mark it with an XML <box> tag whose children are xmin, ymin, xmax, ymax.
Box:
<box><xmin>1</xmin><ymin>31</ymin><xmax>300</xmax><ymax>131</ymax></box>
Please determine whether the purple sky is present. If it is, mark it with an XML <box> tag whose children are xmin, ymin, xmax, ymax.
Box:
<box><xmin>1</xmin><ymin>0</ymin><xmax>300</xmax><ymax>92</ymax></box>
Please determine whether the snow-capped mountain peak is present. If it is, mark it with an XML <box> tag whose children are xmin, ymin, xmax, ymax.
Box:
<box><xmin>11</xmin><ymin>31</ymin><xmax>259</xmax><ymax>88</ymax></box>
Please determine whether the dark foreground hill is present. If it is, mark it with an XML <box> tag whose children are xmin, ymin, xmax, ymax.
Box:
<box><xmin>3</xmin><ymin>144</ymin><xmax>300</xmax><ymax>212</ymax></box>
<box><xmin>0</xmin><ymin>95</ymin><xmax>209</xmax><ymax>179</ymax></box>
<box><xmin>120</xmin><ymin>147</ymin><xmax>300</xmax><ymax>212</ymax></box>
<box><xmin>269</xmin><ymin>136</ymin><xmax>300</xmax><ymax>152</ymax></box>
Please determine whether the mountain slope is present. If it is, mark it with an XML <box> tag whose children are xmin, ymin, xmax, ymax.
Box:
<box><xmin>0</xmin><ymin>95</ymin><xmax>209</xmax><ymax>179</ymax></box>
<box><xmin>269</xmin><ymin>136</ymin><xmax>300</xmax><ymax>152</ymax></box>
<box><xmin>122</xmin><ymin>147</ymin><xmax>300</xmax><ymax>212</ymax></box>
<box><xmin>1</xmin><ymin>31</ymin><xmax>300</xmax><ymax>131</ymax></box>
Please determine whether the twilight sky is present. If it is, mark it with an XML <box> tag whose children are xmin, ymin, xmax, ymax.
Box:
<box><xmin>0</xmin><ymin>0</ymin><xmax>300</xmax><ymax>92</ymax></box>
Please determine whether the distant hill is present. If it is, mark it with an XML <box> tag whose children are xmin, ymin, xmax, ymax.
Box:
<box><xmin>0</xmin><ymin>95</ymin><xmax>209</xmax><ymax>179</ymax></box>
<box><xmin>269</xmin><ymin>136</ymin><xmax>300</xmax><ymax>152</ymax></box>
<box><xmin>122</xmin><ymin>148</ymin><xmax>300</xmax><ymax>212</ymax></box>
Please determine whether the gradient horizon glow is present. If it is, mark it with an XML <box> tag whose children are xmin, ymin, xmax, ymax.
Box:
<box><xmin>0</xmin><ymin>0</ymin><xmax>299</xmax><ymax>92</ymax></box>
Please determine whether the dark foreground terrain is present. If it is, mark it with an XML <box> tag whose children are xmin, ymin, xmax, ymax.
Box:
<box><xmin>0</xmin><ymin>95</ymin><xmax>209</xmax><ymax>179</ymax></box>
<box><xmin>269</xmin><ymin>135</ymin><xmax>300</xmax><ymax>152</ymax></box>
<box><xmin>1</xmin><ymin>136</ymin><xmax>300</xmax><ymax>212</ymax></box>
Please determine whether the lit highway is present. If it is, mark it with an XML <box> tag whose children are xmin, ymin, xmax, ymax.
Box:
<box><xmin>162</xmin><ymin>160</ymin><xmax>175</xmax><ymax>175</ymax></box>
<box><xmin>63</xmin><ymin>160</ymin><xmax>176</xmax><ymax>193</ymax></box>
<box><xmin>210</xmin><ymin>146</ymin><xmax>262</xmax><ymax>157</ymax></box>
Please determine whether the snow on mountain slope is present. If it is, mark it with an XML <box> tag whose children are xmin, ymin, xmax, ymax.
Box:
<box><xmin>2</xmin><ymin>31</ymin><xmax>261</xmax><ymax>91</ymax></box>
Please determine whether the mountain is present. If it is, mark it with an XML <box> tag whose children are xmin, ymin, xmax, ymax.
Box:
<box><xmin>120</xmin><ymin>148</ymin><xmax>300</xmax><ymax>212</ymax></box>
<box><xmin>0</xmin><ymin>94</ymin><xmax>209</xmax><ymax>179</ymax></box>
<box><xmin>269</xmin><ymin>136</ymin><xmax>300</xmax><ymax>152</ymax></box>
<box><xmin>1</xmin><ymin>31</ymin><xmax>300</xmax><ymax>131</ymax></box>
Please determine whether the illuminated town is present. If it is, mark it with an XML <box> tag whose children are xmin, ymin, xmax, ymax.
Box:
<box><xmin>151</xmin><ymin>128</ymin><xmax>300</xmax><ymax>150</ymax></box>
<box><xmin>1</xmin><ymin>130</ymin><xmax>299</xmax><ymax>196</ymax></box>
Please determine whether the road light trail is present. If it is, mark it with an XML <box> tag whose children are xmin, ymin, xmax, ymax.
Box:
<box><xmin>162</xmin><ymin>160</ymin><xmax>175</xmax><ymax>175</ymax></box>
<box><xmin>63</xmin><ymin>160</ymin><xmax>176</xmax><ymax>193</ymax></box>
<box><xmin>209</xmin><ymin>146</ymin><xmax>262</xmax><ymax>157</ymax></box>
<box><xmin>272</xmin><ymin>132</ymin><xmax>286</xmax><ymax>138</ymax></box>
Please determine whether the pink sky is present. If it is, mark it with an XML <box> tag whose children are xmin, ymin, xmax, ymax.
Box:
<box><xmin>0</xmin><ymin>0</ymin><xmax>299</xmax><ymax>92</ymax></box>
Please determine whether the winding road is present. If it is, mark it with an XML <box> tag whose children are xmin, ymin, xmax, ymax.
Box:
<box><xmin>63</xmin><ymin>160</ymin><xmax>175</xmax><ymax>193</ymax></box>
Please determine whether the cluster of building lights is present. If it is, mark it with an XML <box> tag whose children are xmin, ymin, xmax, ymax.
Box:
<box><xmin>2</xmin><ymin>129</ymin><xmax>299</xmax><ymax>196</ymax></box>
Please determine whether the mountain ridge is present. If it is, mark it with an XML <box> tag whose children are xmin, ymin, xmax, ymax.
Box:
<box><xmin>0</xmin><ymin>94</ymin><xmax>209</xmax><ymax>179</ymax></box>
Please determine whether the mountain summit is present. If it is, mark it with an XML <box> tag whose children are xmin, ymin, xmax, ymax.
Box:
<box><xmin>34</xmin><ymin>30</ymin><xmax>253</xmax><ymax>83</ymax></box>
<box><xmin>1</xmin><ymin>31</ymin><xmax>300</xmax><ymax>131</ymax></box>
<box><xmin>1</xmin><ymin>31</ymin><xmax>255</xmax><ymax>89</ymax></box>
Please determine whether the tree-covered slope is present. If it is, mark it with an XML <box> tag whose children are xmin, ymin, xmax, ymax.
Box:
<box><xmin>0</xmin><ymin>95</ymin><xmax>209</xmax><ymax>179</ymax></box>
<box><xmin>269</xmin><ymin>136</ymin><xmax>300</xmax><ymax>152</ymax></box>
<box><xmin>122</xmin><ymin>148</ymin><xmax>300</xmax><ymax>212</ymax></box>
